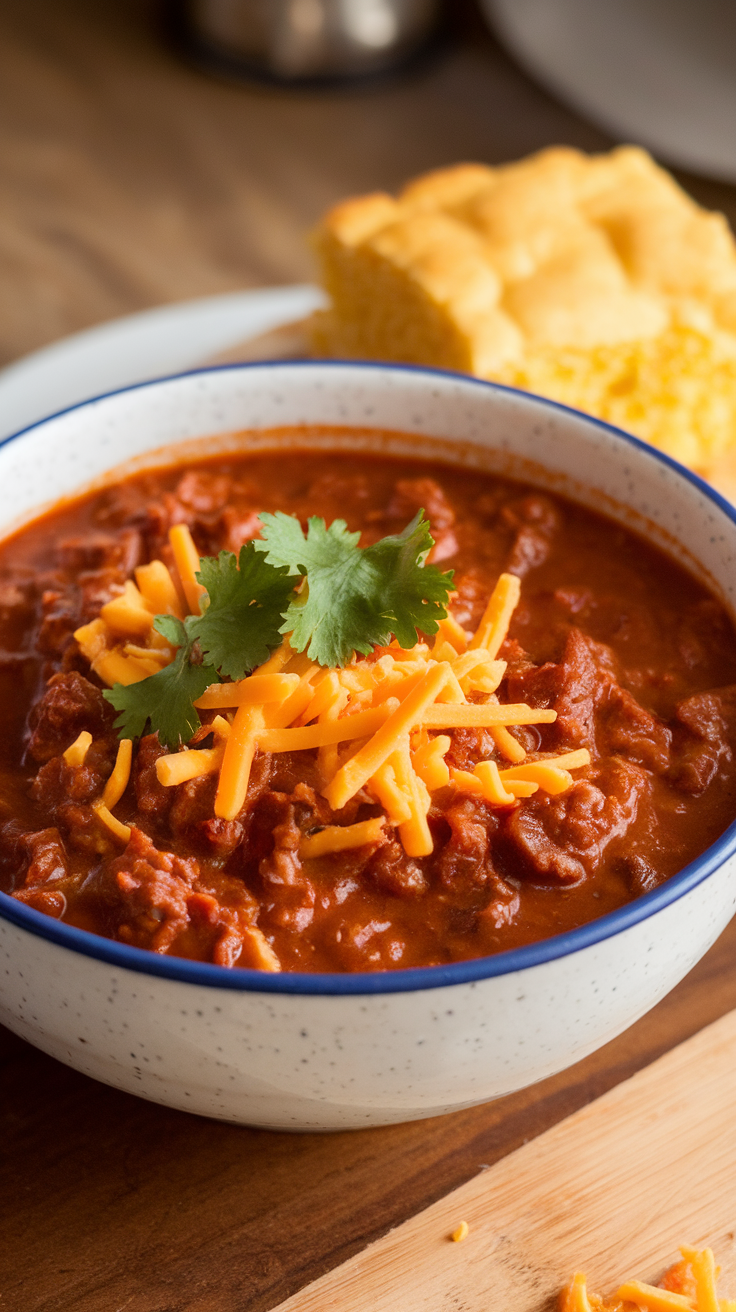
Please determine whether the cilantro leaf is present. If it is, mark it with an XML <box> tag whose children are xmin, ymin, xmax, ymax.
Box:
<box><xmin>253</xmin><ymin>510</ymin><xmax>321</xmax><ymax>574</ymax></box>
<box><xmin>190</xmin><ymin>544</ymin><xmax>295</xmax><ymax>681</ymax></box>
<box><xmin>363</xmin><ymin>511</ymin><xmax>455</xmax><ymax>649</ymax></box>
<box><xmin>103</xmin><ymin>616</ymin><xmax>216</xmax><ymax>750</ymax></box>
<box><xmin>257</xmin><ymin>510</ymin><xmax>454</xmax><ymax>667</ymax></box>
<box><xmin>154</xmin><ymin>614</ymin><xmax>187</xmax><ymax>648</ymax></box>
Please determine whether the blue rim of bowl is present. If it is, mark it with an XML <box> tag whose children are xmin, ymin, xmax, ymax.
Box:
<box><xmin>1</xmin><ymin>357</ymin><xmax>736</xmax><ymax>996</ymax></box>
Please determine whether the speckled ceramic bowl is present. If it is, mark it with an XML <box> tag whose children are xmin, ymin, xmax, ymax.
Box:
<box><xmin>1</xmin><ymin>362</ymin><xmax>735</xmax><ymax>1130</ymax></box>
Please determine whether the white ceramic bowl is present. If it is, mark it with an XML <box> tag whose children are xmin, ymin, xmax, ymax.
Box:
<box><xmin>1</xmin><ymin>362</ymin><xmax>735</xmax><ymax>1130</ymax></box>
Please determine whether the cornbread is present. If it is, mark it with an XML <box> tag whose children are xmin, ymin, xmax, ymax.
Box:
<box><xmin>310</xmin><ymin>147</ymin><xmax>736</xmax><ymax>473</ymax></box>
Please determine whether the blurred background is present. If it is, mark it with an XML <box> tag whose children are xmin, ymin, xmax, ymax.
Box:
<box><xmin>1</xmin><ymin>0</ymin><xmax>734</xmax><ymax>369</ymax></box>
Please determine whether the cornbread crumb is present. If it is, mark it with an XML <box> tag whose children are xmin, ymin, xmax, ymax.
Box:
<box><xmin>450</xmin><ymin>1221</ymin><xmax>469</xmax><ymax>1243</ymax></box>
<box><xmin>310</xmin><ymin>147</ymin><xmax>736</xmax><ymax>472</ymax></box>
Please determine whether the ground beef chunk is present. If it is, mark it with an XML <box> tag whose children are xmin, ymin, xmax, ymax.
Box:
<box><xmin>56</xmin><ymin>801</ymin><xmax>109</xmax><ymax>856</ymax></box>
<box><xmin>612</xmin><ymin>853</ymin><xmax>661</xmax><ymax>897</ymax></box>
<box><xmin>259</xmin><ymin>796</ymin><xmax>306</xmax><ymax>890</ymax></box>
<box><xmin>308</xmin><ymin>471</ymin><xmax>371</xmax><ymax>508</ymax></box>
<box><xmin>507</xmin><ymin>628</ymin><xmax>671</xmax><ymax>769</ymax></box>
<box><xmin>508</xmin><ymin>629</ymin><xmax>616</xmax><ymax>751</ymax></box>
<box><xmin>29</xmin><ymin>741</ymin><xmax>116</xmax><ymax>857</ymax></box>
<box><xmin>500</xmin><ymin>494</ymin><xmax>559</xmax><ymax>577</ymax></box>
<box><xmin>134</xmin><ymin>737</ymin><xmax>263</xmax><ymax>852</ymax></box>
<box><xmin>77</xmin><ymin>568</ymin><xmax>126</xmax><ymax>622</ymax></box>
<box><xmin>141</xmin><ymin>493</ymin><xmax>185</xmax><ymax>558</ymax></box>
<box><xmin>450</xmin><ymin>569</ymin><xmax>490</xmax><ymax>631</ymax></box>
<box><xmin>677</xmin><ymin>598</ymin><xmax>736</xmax><ymax>678</ymax></box>
<box><xmin>445</xmin><ymin>727</ymin><xmax>495</xmax><ymax>773</ymax></box>
<box><xmin>383</xmin><ymin>476</ymin><xmax>458</xmax><ymax>561</ymax></box>
<box><xmin>257</xmin><ymin>792</ymin><xmax>316</xmax><ymax>932</ymax></box>
<box><xmin>132</xmin><ymin>734</ymin><xmax>173</xmax><ymax>826</ymax></box>
<box><xmin>38</xmin><ymin>562</ymin><xmax>128</xmax><ymax>649</ymax></box>
<box><xmin>12</xmin><ymin>886</ymin><xmax>67</xmax><ymax>916</ymax></box>
<box><xmin>27</xmin><ymin>672</ymin><xmax>113</xmax><ymax>764</ymax></box>
<box><xmin>187</xmin><ymin>877</ymin><xmax>273</xmax><ymax>969</ymax></box>
<box><xmin>31</xmin><ymin>736</ymin><xmax>114</xmax><ymax>811</ymax></box>
<box><xmin>603</xmin><ymin>683</ymin><xmax>672</xmax><ymax>771</ymax></box>
<box><xmin>37</xmin><ymin>589</ymin><xmax>78</xmax><ymax>660</ymax></box>
<box><xmin>436</xmin><ymin>797</ymin><xmax>499</xmax><ymax>890</ymax></box>
<box><xmin>175</xmin><ymin>470</ymin><xmax>233</xmax><ymax>514</ymax></box>
<box><xmin>5</xmin><ymin>826</ymin><xmax>70</xmax><ymax>916</ymax></box>
<box><xmin>220</xmin><ymin>507</ymin><xmax>263</xmax><ymax>553</ymax></box>
<box><xmin>19</xmin><ymin>827</ymin><xmax>68</xmax><ymax>887</ymax></box>
<box><xmin>669</xmin><ymin>685</ymin><xmax>736</xmax><ymax>794</ymax></box>
<box><xmin>86</xmin><ymin>826</ymin><xmax>200</xmax><ymax>953</ymax></box>
<box><xmin>0</xmin><ymin>581</ymin><xmax>34</xmax><ymax>635</ymax></box>
<box><xmin>325</xmin><ymin>913</ymin><xmax>402</xmax><ymax>971</ymax></box>
<box><xmin>194</xmin><ymin>817</ymin><xmax>245</xmax><ymax>859</ymax></box>
<box><xmin>479</xmin><ymin>875</ymin><xmax>521</xmax><ymax>929</ymax></box>
<box><xmin>56</xmin><ymin>528</ymin><xmax>142</xmax><ymax>575</ymax></box>
<box><xmin>387</xmin><ymin>477</ymin><xmax>455</xmax><ymax>530</ymax></box>
<box><xmin>169</xmin><ymin>775</ymin><xmax>218</xmax><ymax>839</ymax></box>
<box><xmin>503</xmin><ymin>759</ymin><xmax>650</xmax><ymax>885</ymax></box>
<box><xmin>367</xmin><ymin>837</ymin><xmax>427</xmax><ymax>897</ymax></box>
<box><xmin>553</xmin><ymin>586</ymin><xmax>594</xmax><ymax>618</ymax></box>
<box><xmin>81</xmin><ymin>827</ymin><xmax>273</xmax><ymax>966</ymax></box>
<box><xmin>141</xmin><ymin>474</ymin><xmax>237</xmax><ymax>561</ymax></box>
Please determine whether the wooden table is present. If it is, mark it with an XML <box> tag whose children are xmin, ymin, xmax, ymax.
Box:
<box><xmin>2</xmin><ymin>3</ymin><xmax>736</xmax><ymax>1309</ymax></box>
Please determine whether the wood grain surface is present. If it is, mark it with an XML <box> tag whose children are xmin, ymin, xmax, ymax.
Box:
<box><xmin>3</xmin><ymin>922</ymin><xmax>736</xmax><ymax>1312</ymax></box>
<box><xmin>2</xmin><ymin>4</ymin><xmax>736</xmax><ymax>1312</ymax></box>
<box><xmin>273</xmin><ymin>1009</ymin><xmax>736</xmax><ymax>1312</ymax></box>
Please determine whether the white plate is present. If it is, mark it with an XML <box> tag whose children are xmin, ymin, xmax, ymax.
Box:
<box><xmin>482</xmin><ymin>0</ymin><xmax>736</xmax><ymax>183</ymax></box>
<box><xmin>0</xmin><ymin>284</ymin><xmax>324</xmax><ymax>442</ymax></box>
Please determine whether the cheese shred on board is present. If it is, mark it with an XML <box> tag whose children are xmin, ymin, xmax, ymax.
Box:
<box><xmin>74</xmin><ymin>522</ymin><xmax>590</xmax><ymax>854</ymax></box>
<box><xmin>559</xmin><ymin>1245</ymin><xmax>736</xmax><ymax>1312</ymax></box>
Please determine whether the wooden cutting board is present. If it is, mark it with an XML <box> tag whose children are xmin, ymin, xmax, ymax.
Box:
<box><xmin>272</xmin><ymin>1009</ymin><xmax>736</xmax><ymax>1311</ymax></box>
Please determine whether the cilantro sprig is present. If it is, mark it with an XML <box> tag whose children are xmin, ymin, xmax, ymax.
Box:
<box><xmin>104</xmin><ymin>615</ymin><xmax>216</xmax><ymax>749</ymax></box>
<box><xmin>256</xmin><ymin>510</ymin><xmax>454</xmax><ymax>667</ymax></box>
<box><xmin>193</xmin><ymin>545</ymin><xmax>296</xmax><ymax>680</ymax></box>
<box><xmin>102</xmin><ymin>512</ymin><xmax>454</xmax><ymax>748</ymax></box>
<box><xmin>103</xmin><ymin>543</ymin><xmax>292</xmax><ymax>749</ymax></box>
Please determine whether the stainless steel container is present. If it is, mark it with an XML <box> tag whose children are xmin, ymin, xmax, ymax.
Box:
<box><xmin>182</xmin><ymin>0</ymin><xmax>444</xmax><ymax>82</ymax></box>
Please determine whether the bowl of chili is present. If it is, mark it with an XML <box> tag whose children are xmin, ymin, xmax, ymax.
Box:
<box><xmin>0</xmin><ymin>360</ymin><xmax>735</xmax><ymax>1130</ymax></box>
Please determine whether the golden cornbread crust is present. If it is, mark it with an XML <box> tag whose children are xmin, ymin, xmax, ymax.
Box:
<box><xmin>310</xmin><ymin>147</ymin><xmax>736</xmax><ymax>472</ymax></box>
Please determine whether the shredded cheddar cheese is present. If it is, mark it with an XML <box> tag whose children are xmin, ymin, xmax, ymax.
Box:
<box><xmin>101</xmin><ymin>739</ymin><xmax>133</xmax><ymax>810</ymax></box>
<box><xmin>194</xmin><ymin>672</ymin><xmax>301</xmax><ymax>709</ymax></box>
<box><xmin>92</xmin><ymin>803</ymin><xmax>131</xmax><ymax>845</ymax></box>
<box><xmin>559</xmin><ymin>1246</ymin><xmax>733</xmax><ymax>1312</ymax></box>
<box><xmin>469</xmin><ymin>571</ymin><xmax>521</xmax><ymax>656</ymax></box>
<box><xmin>427</xmin><ymin>701</ymin><xmax>557</xmax><ymax>728</ymax></box>
<box><xmin>490</xmin><ymin>723</ymin><xmax>527</xmax><ymax>763</ymax></box>
<box><xmin>63</xmin><ymin>730</ymin><xmax>92</xmax><ymax>768</ymax></box>
<box><xmin>79</xmin><ymin>565</ymin><xmax>593</xmax><ymax>856</ymax></box>
<box><xmin>88</xmin><ymin>737</ymin><xmax>135</xmax><ymax>844</ymax></box>
<box><xmin>412</xmin><ymin>734</ymin><xmax>451</xmax><ymax>791</ymax></box>
<box><xmin>259</xmin><ymin>702</ymin><xmax>399</xmax><ymax>754</ymax></box>
<box><xmin>560</xmin><ymin>1271</ymin><xmax>594</xmax><ymax>1312</ymax></box>
<box><xmin>169</xmin><ymin>523</ymin><xmax>205</xmax><ymax>615</ymax></box>
<box><xmin>101</xmin><ymin>580</ymin><xmax>154</xmax><ymax>639</ymax></box>
<box><xmin>300</xmin><ymin>817</ymin><xmax>385</xmax><ymax>859</ymax></box>
<box><xmin>616</xmin><ymin>1282</ymin><xmax>692</xmax><ymax>1311</ymax></box>
<box><xmin>134</xmin><ymin>559</ymin><xmax>185</xmax><ymax>619</ymax></box>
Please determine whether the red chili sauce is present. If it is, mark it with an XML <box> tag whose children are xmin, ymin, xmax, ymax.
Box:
<box><xmin>1</xmin><ymin>447</ymin><xmax>735</xmax><ymax>973</ymax></box>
